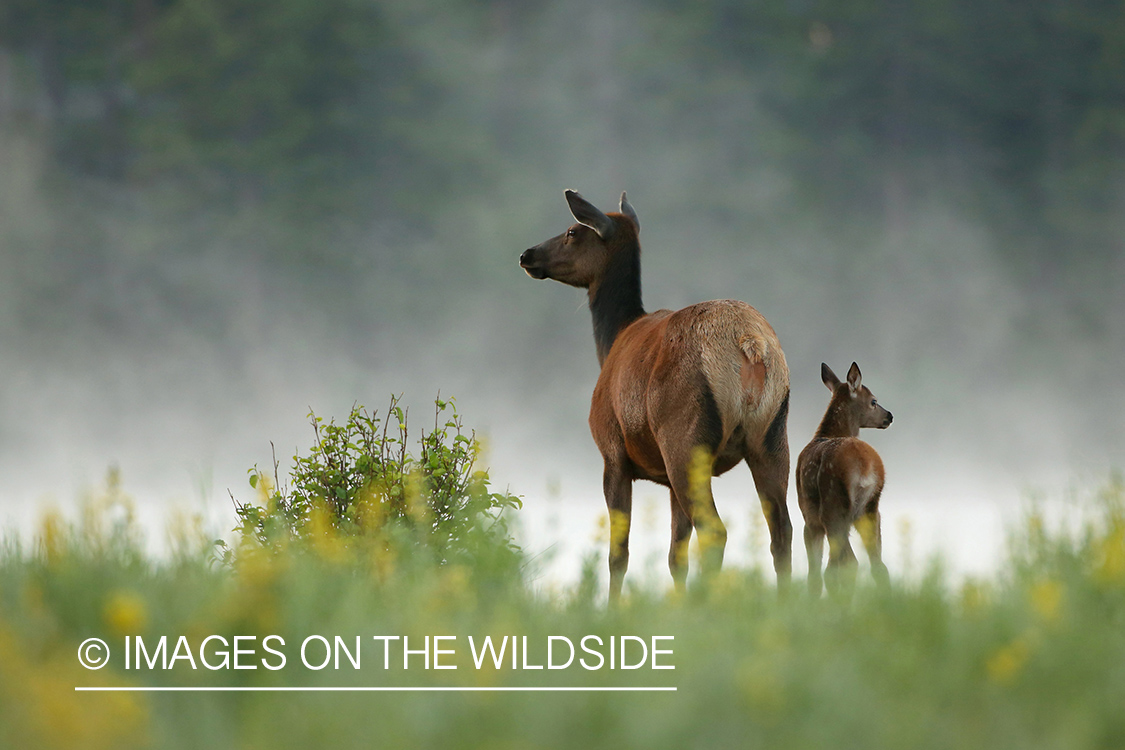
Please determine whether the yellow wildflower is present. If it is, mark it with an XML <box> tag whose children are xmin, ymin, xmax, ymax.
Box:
<box><xmin>687</xmin><ymin>445</ymin><xmax>712</xmax><ymax>506</ymax></box>
<box><xmin>609</xmin><ymin>509</ymin><xmax>631</xmax><ymax>556</ymax></box>
<box><xmin>986</xmin><ymin>635</ymin><xmax>1032</xmax><ymax>686</ymax></box>
<box><xmin>959</xmin><ymin>580</ymin><xmax>990</xmax><ymax>615</ymax></box>
<box><xmin>1095</xmin><ymin>524</ymin><xmax>1125</xmax><ymax>584</ymax></box>
<box><xmin>308</xmin><ymin>501</ymin><xmax>349</xmax><ymax>564</ymax></box>
<box><xmin>593</xmin><ymin>513</ymin><xmax>609</xmax><ymax>545</ymax></box>
<box><xmin>0</xmin><ymin>626</ymin><xmax>149</xmax><ymax>749</ymax></box>
<box><xmin>738</xmin><ymin>659</ymin><xmax>786</xmax><ymax>720</ymax></box>
<box><xmin>38</xmin><ymin>509</ymin><xmax>66</xmax><ymax>567</ymax></box>
<box><xmin>1028</xmin><ymin>579</ymin><xmax>1063</xmax><ymax>623</ymax></box>
<box><xmin>103</xmin><ymin>591</ymin><xmax>148</xmax><ymax>638</ymax></box>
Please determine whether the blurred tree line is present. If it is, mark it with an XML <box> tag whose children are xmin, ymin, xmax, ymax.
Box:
<box><xmin>698</xmin><ymin>0</ymin><xmax>1125</xmax><ymax>260</ymax></box>
<box><xmin>0</xmin><ymin>0</ymin><xmax>449</xmax><ymax>213</ymax></box>
<box><xmin>0</xmin><ymin>0</ymin><xmax>1122</xmax><ymax>289</ymax></box>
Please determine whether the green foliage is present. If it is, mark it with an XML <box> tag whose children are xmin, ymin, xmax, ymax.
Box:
<box><xmin>234</xmin><ymin>395</ymin><xmax>522</xmax><ymax>565</ymax></box>
<box><xmin>3</xmin><ymin>476</ymin><xmax>1125</xmax><ymax>748</ymax></box>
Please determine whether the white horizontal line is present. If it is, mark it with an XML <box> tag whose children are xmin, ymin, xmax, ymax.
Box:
<box><xmin>75</xmin><ymin>686</ymin><xmax>676</xmax><ymax>692</ymax></box>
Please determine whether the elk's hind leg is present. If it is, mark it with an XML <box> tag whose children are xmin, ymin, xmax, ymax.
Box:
<box><xmin>668</xmin><ymin>490</ymin><xmax>692</xmax><ymax>592</ymax></box>
<box><xmin>824</xmin><ymin>528</ymin><xmax>858</xmax><ymax>602</ymax></box>
<box><xmin>747</xmin><ymin>447</ymin><xmax>793</xmax><ymax>586</ymax></box>
<box><xmin>804</xmin><ymin>523</ymin><xmax>825</xmax><ymax>597</ymax></box>
<box><xmin>666</xmin><ymin>453</ymin><xmax>727</xmax><ymax>578</ymax></box>
<box><xmin>855</xmin><ymin>494</ymin><xmax>889</xmax><ymax>589</ymax></box>
<box><xmin>747</xmin><ymin>392</ymin><xmax>793</xmax><ymax>586</ymax></box>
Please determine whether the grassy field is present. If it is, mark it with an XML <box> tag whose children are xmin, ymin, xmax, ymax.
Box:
<box><xmin>2</xmin><ymin>463</ymin><xmax>1123</xmax><ymax>749</ymax></box>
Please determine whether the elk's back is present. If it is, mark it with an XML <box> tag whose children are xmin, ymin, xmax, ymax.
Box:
<box><xmin>589</xmin><ymin>300</ymin><xmax>788</xmax><ymax>484</ymax></box>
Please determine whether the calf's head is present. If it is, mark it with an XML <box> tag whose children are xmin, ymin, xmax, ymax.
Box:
<box><xmin>822</xmin><ymin>362</ymin><xmax>893</xmax><ymax>430</ymax></box>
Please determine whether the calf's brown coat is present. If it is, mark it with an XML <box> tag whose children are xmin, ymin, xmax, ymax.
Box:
<box><xmin>796</xmin><ymin>362</ymin><xmax>893</xmax><ymax>599</ymax></box>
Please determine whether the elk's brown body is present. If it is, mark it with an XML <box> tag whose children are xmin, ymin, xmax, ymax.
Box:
<box><xmin>520</xmin><ymin>190</ymin><xmax>792</xmax><ymax>601</ymax></box>
<box><xmin>797</xmin><ymin>362</ymin><xmax>893</xmax><ymax>599</ymax></box>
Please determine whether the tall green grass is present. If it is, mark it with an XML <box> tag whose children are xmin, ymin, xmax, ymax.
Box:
<box><xmin>2</xmin><ymin>465</ymin><xmax>1123</xmax><ymax>749</ymax></box>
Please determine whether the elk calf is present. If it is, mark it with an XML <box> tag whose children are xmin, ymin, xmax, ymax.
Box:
<box><xmin>520</xmin><ymin>190</ymin><xmax>792</xmax><ymax>602</ymax></box>
<box><xmin>796</xmin><ymin>362</ymin><xmax>893</xmax><ymax>599</ymax></box>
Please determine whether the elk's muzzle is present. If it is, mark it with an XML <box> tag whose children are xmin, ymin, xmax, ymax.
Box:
<box><xmin>520</xmin><ymin>247</ymin><xmax>548</xmax><ymax>279</ymax></box>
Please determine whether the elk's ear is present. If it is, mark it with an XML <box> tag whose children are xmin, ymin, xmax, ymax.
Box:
<box><xmin>619</xmin><ymin>191</ymin><xmax>639</xmax><ymax>232</ymax></box>
<box><xmin>846</xmin><ymin>361</ymin><xmax>862</xmax><ymax>394</ymax></box>
<box><xmin>565</xmin><ymin>190</ymin><xmax>615</xmax><ymax>239</ymax></box>
<box><xmin>821</xmin><ymin>363</ymin><xmax>840</xmax><ymax>391</ymax></box>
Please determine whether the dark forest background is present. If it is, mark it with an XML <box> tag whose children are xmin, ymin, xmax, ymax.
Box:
<box><xmin>0</xmin><ymin>0</ymin><xmax>1122</xmax><ymax>563</ymax></box>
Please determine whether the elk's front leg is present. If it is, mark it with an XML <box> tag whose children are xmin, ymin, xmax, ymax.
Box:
<box><xmin>603</xmin><ymin>460</ymin><xmax>633</xmax><ymax>604</ymax></box>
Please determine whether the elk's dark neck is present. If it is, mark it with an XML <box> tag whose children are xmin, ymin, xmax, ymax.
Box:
<box><xmin>814</xmin><ymin>396</ymin><xmax>859</xmax><ymax>439</ymax></box>
<box><xmin>588</xmin><ymin>249</ymin><xmax>644</xmax><ymax>366</ymax></box>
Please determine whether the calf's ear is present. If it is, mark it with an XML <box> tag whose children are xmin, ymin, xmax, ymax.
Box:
<box><xmin>821</xmin><ymin>362</ymin><xmax>840</xmax><ymax>391</ymax></box>
<box><xmin>846</xmin><ymin>361</ymin><xmax>862</xmax><ymax>394</ymax></box>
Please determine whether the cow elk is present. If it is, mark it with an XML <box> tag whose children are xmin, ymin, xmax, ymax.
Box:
<box><xmin>796</xmin><ymin>362</ymin><xmax>893</xmax><ymax>600</ymax></box>
<box><xmin>519</xmin><ymin>190</ymin><xmax>793</xmax><ymax>602</ymax></box>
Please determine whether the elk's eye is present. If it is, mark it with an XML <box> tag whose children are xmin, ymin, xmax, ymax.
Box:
<box><xmin>871</xmin><ymin>399</ymin><xmax>878</xmax><ymax>407</ymax></box>
<box><xmin>566</xmin><ymin>228</ymin><xmax>577</xmax><ymax>238</ymax></box>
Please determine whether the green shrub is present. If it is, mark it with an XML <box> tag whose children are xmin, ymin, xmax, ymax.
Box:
<box><xmin>233</xmin><ymin>395</ymin><xmax>522</xmax><ymax>565</ymax></box>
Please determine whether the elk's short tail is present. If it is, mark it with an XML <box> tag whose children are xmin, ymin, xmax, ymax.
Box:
<box><xmin>739</xmin><ymin>335</ymin><xmax>768</xmax><ymax>408</ymax></box>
